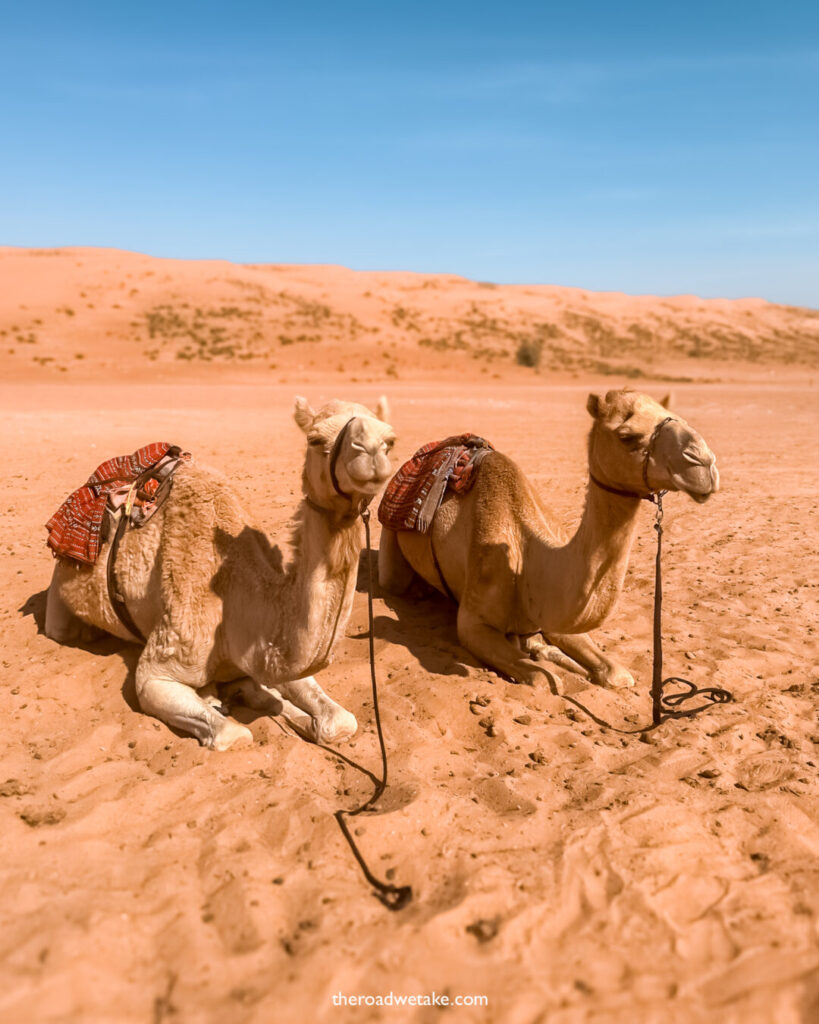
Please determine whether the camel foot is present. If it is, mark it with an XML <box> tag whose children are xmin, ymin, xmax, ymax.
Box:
<box><xmin>273</xmin><ymin>676</ymin><xmax>359</xmax><ymax>746</ymax></box>
<box><xmin>211</xmin><ymin>718</ymin><xmax>254</xmax><ymax>751</ymax></box>
<box><xmin>597</xmin><ymin>665</ymin><xmax>635</xmax><ymax>689</ymax></box>
<box><xmin>226</xmin><ymin>678</ymin><xmax>356</xmax><ymax>745</ymax></box>
<box><xmin>265</xmin><ymin>701</ymin><xmax>357</xmax><ymax>746</ymax></box>
<box><xmin>314</xmin><ymin>706</ymin><xmax>358</xmax><ymax>745</ymax></box>
<box><xmin>543</xmin><ymin>634</ymin><xmax>635</xmax><ymax>692</ymax></box>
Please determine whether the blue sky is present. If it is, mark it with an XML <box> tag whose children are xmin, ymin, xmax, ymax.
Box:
<box><xmin>1</xmin><ymin>1</ymin><xmax>817</xmax><ymax>304</ymax></box>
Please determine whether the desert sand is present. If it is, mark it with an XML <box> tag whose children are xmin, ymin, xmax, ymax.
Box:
<box><xmin>1</xmin><ymin>249</ymin><xmax>818</xmax><ymax>1024</ymax></box>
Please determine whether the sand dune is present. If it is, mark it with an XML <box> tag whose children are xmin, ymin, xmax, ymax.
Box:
<box><xmin>1</xmin><ymin>247</ymin><xmax>817</xmax><ymax>385</ymax></box>
<box><xmin>1</xmin><ymin>251</ymin><xmax>818</xmax><ymax>1023</ymax></box>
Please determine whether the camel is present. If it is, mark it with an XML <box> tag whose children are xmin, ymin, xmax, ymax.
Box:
<box><xmin>379</xmin><ymin>388</ymin><xmax>719</xmax><ymax>694</ymax></box>
<box><xmin>45</xmin><ymin>397</ymin><xmax>396</xmax><ymax>750</ymax></box>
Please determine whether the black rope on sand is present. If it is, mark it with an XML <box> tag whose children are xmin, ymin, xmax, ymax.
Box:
<box><xmin>562</xmin><ymin>493</ymin><xmax>732</xmax><ymax>735</ymax></box>
<box><xmin>648</xmin><ymin>492</ymin><xmax>732</xmax><ymax>726</ymax></box>
<box><xmin>333</xmin><ymin>509</ymin><xmax>412</xmax><ymax>911</ymax></box>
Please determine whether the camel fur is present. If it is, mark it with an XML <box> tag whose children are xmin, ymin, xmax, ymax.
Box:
<box><xmin>379</xmin><ymin>389</ymin><xmax>719</xmax><ymax>694</ymax></box>
<box><xmin>45</xmin><ymin>397</ymin><xmax>396</xmax><ymax>750</ymax></box>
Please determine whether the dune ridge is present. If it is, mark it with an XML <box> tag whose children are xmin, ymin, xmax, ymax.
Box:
<box><xmin>1</xmin><ymin>247</ymin><xmax>817</xmax><ymax>381</ymax></box>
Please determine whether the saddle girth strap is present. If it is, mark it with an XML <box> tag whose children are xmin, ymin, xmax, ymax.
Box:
<box><xmin>429</xmin><ymin>530</ymin><xmax>458</xmax><ymax>605</ymax></box>
<box><xmin>106</xmin><ymin>508</ymin><xmax>146</xmax><ymax>642</ymax></box>
<box><xmin>105</xmin><ymin>446</ymin><xmax>185</xmax><ymax>643</ymax></box>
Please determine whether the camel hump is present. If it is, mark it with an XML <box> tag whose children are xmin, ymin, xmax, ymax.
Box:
<box><xmin>467</xmin><ymin>449</ymin><xmax>531</xmax><ymax>504</ymax></box>
<box><xmin>162</xmin><ymin>461</ymin><xmax>248</xmax><ymax>533</ymax></box>
<box><xmin>434</xmin><ymin>448</ymin><xmax>533</xmax><ymax>539</ymax></box>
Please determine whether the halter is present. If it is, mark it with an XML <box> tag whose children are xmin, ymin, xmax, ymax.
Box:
<box><xmin>589</xmin><ymin>416</ymin><xmax>673</xmax><ymax>502</ymax></box>
<box><xmin>329</xmin><ymin>416</ymin><xmax>355</xmax><ymax>499</ymax></box>
<box><xmin>577</xmin><ymin>412</ymin><xmax>732</xmax><ymax>727</ymax></box>
<box><xmin>304</xmin><ymin>417</ymin><xmax>372</xmax><ymax>520</ymax></box>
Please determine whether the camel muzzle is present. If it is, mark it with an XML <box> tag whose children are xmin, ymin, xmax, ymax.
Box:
<box><xmin>662</xmin><ymin>424</ymin><xmax>719</xmax><ymax>502</ymax></box>
<box><xmin>677</xmin><ymin>460</ymin><xmax>718</xmax><ymax>502</ymax></box>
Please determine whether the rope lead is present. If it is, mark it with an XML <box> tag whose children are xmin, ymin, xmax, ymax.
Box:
<box><xmin>333</xmin><ymin>509</ymin><xmax>412</xmax><ymax>911</ymax></box>
<box><xmin>649</xmin><ymin>492</ymin><xmax>732</xmax><ymax>725</ymax></box>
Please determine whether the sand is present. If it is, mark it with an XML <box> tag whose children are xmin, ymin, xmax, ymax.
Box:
<box><xmin>1</xmin><ymin>250</ymin><xmax>818</xmax><ymax>1024</ymax></box>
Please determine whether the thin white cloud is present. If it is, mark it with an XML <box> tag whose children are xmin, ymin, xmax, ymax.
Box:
<box><xmin>404</xmin><ymin>48</ymin><xmax>819</xmax><ymax>104</ymax></box>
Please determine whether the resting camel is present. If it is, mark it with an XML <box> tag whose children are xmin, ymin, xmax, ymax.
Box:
<box><xmin>379</xmin><ymin>389</ymin><xmax>718</xmax><ymax>694</ymax></box>
<box><xmin>45</xmin><ymin>397</ymin><xmax>396</xmax><ymax>750</ymax></box>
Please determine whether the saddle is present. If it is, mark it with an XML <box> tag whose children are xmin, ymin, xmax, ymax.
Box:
<box><xmin>46</xmin><ymin>442</ymin><xmax>191</xmax><ymax>641</ymax></box>
<box><xmin>377</xmin><ymin>433</ymin><xmax>493</xmax><ymax>603</ymax></box>
<box><xmin>378</xmin><ymin>433</ymin><xmax>494</xmax><ymax>534</ymax></box>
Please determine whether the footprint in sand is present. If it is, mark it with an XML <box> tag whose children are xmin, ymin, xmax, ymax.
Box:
<box><xmin>201</xmin><ymin>876</ymin><xmax>264</xmax><ymax>956</ymax></box>
<box><xmin>735</xmin><ymin>750</ymin><xmax>795</xmax><ymax>791</ymax></box>
<box><xmin>474</xmin><ymin>776</ymin><xmax>537</xmax><ymax>816</ymax></box>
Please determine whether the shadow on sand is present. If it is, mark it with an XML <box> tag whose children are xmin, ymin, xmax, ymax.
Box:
<box><xmin>22</xmin><ymin>587</ymin><xmax>151</xmax><ymax>719</ymax></box>
<box><xmin>353</xmin><ymin>545</ymin><xmax>477</xmax><ymax>680</ymax></box>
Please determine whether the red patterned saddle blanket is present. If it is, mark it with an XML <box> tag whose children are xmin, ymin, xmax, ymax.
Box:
<box><xmin>46</xmin><ymin>442</ymin><xmax>190</xmax><ymax>565</ymax></box>
<box><xmin>378</xmin><ymin>433</ymin><xmax>494</xmax><ymax>534</ymax></box>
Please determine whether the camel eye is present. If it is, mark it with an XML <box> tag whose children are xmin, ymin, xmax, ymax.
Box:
<box><xmin>616</xmin><ymin>429</ymin><xmax>642</xmax><ymax>448</ymax></box>
<box><xmin>384</xmin><ymin>439</ymin><xmax>395</xmax><ymax>450</ymax></box>
<box><xmin>307</xmin><ymin>437</ymin><xmax>324</xmax><ymax>448</ymax></box>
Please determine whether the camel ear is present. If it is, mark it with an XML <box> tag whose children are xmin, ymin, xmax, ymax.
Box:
<box><xmin>293</xmin><ymin>396</ymin><xmax>316</xmax><ymax>433</ymax></box>
<box><xmin>586</xmin><ymin>393</ymin><xmax>603</xmax><ymax>419</ymax></box>
<box><xmin>659</xmin><ymin>392</ymin><xmax>673</xmax><ymax>410</ymax></box>
<box><xmin>374</xmin><ymin>395</ymin><xmax>390</xmax><ymax>423</ymax></box>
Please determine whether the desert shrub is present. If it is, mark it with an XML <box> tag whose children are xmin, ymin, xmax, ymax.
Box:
<box><xmin>516</xmin><ymin>338</ymin><xmax>542</xmax><ymax>368</ymax></box>
<box><xmin>418</xmin><ymin>334</ymin><xmax>469</xmax><ymax>352</ymax></box>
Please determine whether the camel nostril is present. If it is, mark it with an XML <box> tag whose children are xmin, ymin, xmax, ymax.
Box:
<box><xmin>682</xmin><ymin>448</ymin><xmax>710</xmax><ymax>466</ymax></box>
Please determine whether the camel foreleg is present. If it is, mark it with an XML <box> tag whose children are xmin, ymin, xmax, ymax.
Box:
<box><xmin>222</xmin><ymin>677</ymin><xmax>320</xmax><ymax>740</ymax></box>
<box><xmin>519</xmin><ymin>634</ymin><xmax>590</xmax><ymax>678</ymax></box>
<box><xmin>543</xmin><ymin>632</ymin><xmax>635</xmax><ymax>689</ymax></box>
<box><xmin>253</xmin><ymin>674</ymin><xmax>358</xmax><ymax>746</ymax></box>
<box><xmin>457</xmin><ymin>609</ymin><xmax>585</xmax><ymax>695</ymax></box>
<box><xmin>135</xmin><ymin>659</ymin><xmax>252</xmax><ymax>751</ymax></box>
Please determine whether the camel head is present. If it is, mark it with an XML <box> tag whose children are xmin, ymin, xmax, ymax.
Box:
<box><xmin>294</xmin><ymin>396</ymin><xmax>396</xmax><ymax>510</ymax></box>
<box><xmin>586</xmin><ymin>389</ymin><xmax>719</xmax><ymax>503</ymax></box>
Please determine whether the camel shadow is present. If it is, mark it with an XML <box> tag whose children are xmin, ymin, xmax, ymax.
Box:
<box><xmin>19</xmin><ymin>589</ymin><xmax>47</xmax><ymax>633</ymax></box>
<box><xmin>352</xmin><ymin>547</ymin><xmax>476</xmax><ymax>679</ymax></box>
<box><xmin>20</xmin><ymin>588</ymin><xmax>143</xmax><ymax>714</ymax></box>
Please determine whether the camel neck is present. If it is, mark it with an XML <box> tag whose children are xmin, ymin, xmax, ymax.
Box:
<box><xmin>277</xmin><ymin>499</ymin><xmax>363</xmax><ymax>678</ymax></box>
<box><xmin>545</xmin><ymin>474</ymin><xmax>643</xmax><ymax>632</ymax></box>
